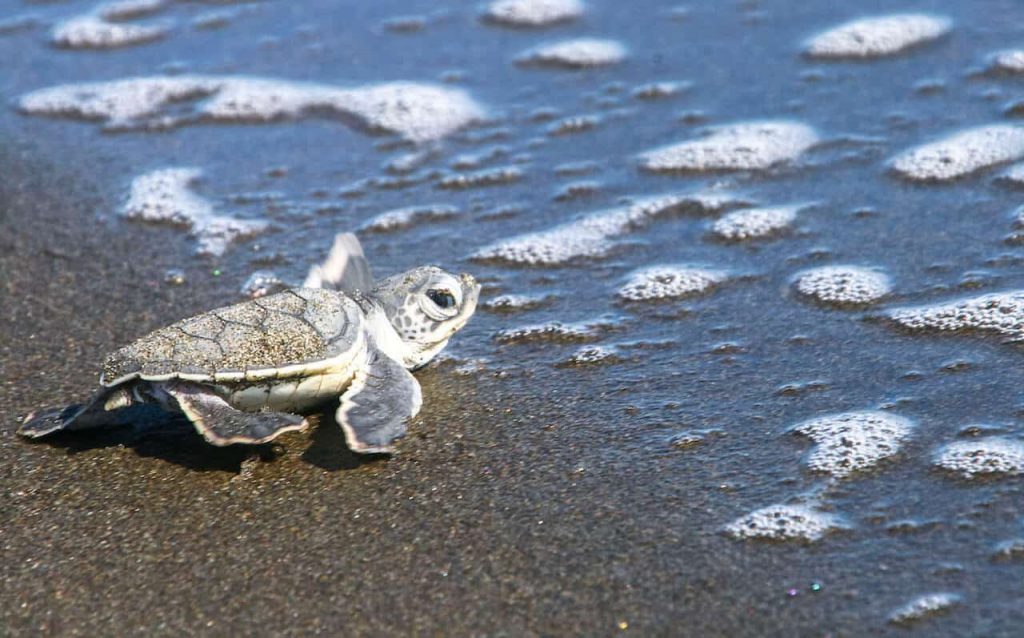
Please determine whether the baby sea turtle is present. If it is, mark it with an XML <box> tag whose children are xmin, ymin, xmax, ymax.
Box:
<box><xmin>19</xmin><ymin>234</ymin><xmax>480</xmax><ymax>454</ymax></box>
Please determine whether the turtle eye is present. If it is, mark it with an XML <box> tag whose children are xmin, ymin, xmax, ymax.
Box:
<box><xmin>427</xmin><ymin>288</ymin><xmax>457</xmax><ymax>309</ymax></box>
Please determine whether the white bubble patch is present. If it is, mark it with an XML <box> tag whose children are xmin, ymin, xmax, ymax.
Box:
<box><xmin>887</xmin><ymin>291</ymin><xmax>1024</xmax><ymax>341</ymax></box>
<box><xmin>794</xmin><ymin>266</ymin><xmax>891</xmax><ymax>305</ymax></box>
<box><xmin>494</xmin><ymin>320</ymin><xmax>610</xmax><ymax>344</ymax></box>
<box><xmin>933</xmin><ymin>438</ymin><xmax>1024</xmax><ymax>479</ymax></box>
<box><xmin>888</xmin><ymin>593</ymin><xmax>961</xmax><ymax>626</ymax></box>
<box><xmin>516</xmin><ymin>38</ymin><xmax>627</xmax><ymax>68</ymax></box>
<box><xmin>19</xmin><ymin>75</ymin><xmax>485</xmax><ymax>142</ymax></box>
<box><xmin>724</xmin><ymin>504</ymin><xmax>847</xmax><ymax>543</ymax></box>
<box><xmin>804</xmin><ymin>14</ymin><xmax>951</xmax><ymax>59</ymax></box>
<box><xmin>712</xmin><ymin>204</ymin><xmax>800</xmax><ymax>241</ymax></box>
<box><xmin>988</xmin><ymin>50</ymin><xmax>1024</xmax><ymax>74</ymax></box>
<box><xmin>52</xmin><ymin>13</ymin><xmax>168</xmax><ymax>49</ymax></box>
<box><xmin>483</xmin><ymin>0</ymin><xmax>584</xmax><ymax>27</ymax></box>
<box><xmin>123</xmin><ymin>168</ymin><xmax>267</xmax><ymax>256</ymax></box>
<box><xmin>618</xmin><ymin>266</ymin><xmax>727</xmax><ymax>302</ymax></box>
<box><xmin>791</xmin><ymin>411</ymin><xmax>914</xmax><ymax>478</ymax></box>
<box><xmin>639</xmin><ymin>121</ymin><xmax>819</xmax><ymax>173</ymax></box>
<box><xmin>995</xmin><ymin>162</ymin><xmax>1024</xmax><ymax>187</ymax></box>
<box><xmin>482</xmin><ymin>293</ymin><xmax>552</xmax><ymax>312</ymax></box>
<box><xmin>471</xmin><ymin>192</ymin><xmax>745</xmax><ymax>265</ymax></box>
<box><xmin>889</xmin><ymin>125</ymin><xmax>1024</xmax><ymax>182</ymax></box>
<box><xmin>359</xmin><ymin>204</ymin><xmax>458</xmax><ymax>233</ymax></box>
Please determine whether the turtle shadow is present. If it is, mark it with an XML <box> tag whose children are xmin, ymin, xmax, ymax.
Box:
<box><xmin>26</xmin><ymin>405</ymin><xmax>278</xmax><ymax>473</ymax></box>
<box><xmin>301</xmin><ymin>409</ymin><xmax>384</xmax><ymax>472</ymax></box>
<box><xmin>25</xmin><ymin>404</ymin><xmax>383</xmax><ymax>473</ymax></box>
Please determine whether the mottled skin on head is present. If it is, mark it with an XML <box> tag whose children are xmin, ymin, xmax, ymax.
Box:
<box><xmin>369</xmin><ymin>266</ymin><xmax>480</xmax><ymax>370</ymax></box>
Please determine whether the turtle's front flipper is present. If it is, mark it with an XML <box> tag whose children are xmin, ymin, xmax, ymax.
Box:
<box><xmin>18</xmin><ymin>387</ymin><xmax>129</xmax><ymax>438</ymax></box>
<box><xmin>303</xmin><ymin>232</ymin><xmax>374</xmax><ymax>293</ymax></box>
<box><xmin>337</xmin><ymin>349</ymin><xmax>422</xmax><ymax>454</ymax></box>
<box><xmin>164</xmin><ymin>382</ymin><xmax>309</xmax><ymax>446</ymax></box>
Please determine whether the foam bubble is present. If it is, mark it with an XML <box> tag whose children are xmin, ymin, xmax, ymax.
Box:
<box><xmin>359</xmin><ymin>204</ymin><xmax>458</xmax><ymax>232</ymax></box>
<box><xmin>516</xmin><ymin>38</ymin><xmax>627</xmax><ymax>68</ymax></box>
<box><xmin>794</xmin><ymin>266</ymin><xmax>891</xmax><ymax>305</ymax></box>
<box><xmin>890</xmin><ymin>125</ymin><xmax>1024</xmax><ymax>182</ymax></box>
<box><xmin>192</xmin><ymin>10</ymin><xmax>233</xmax><ymax>30</ymax></box>
<box><xmin>19</xmin><ymin>76</ymin><xmax>485</xmax><ymax>142</ymax></box>
<box><xmin>987</xmin><ymin>50</ymin><xmax>1024</xmax><ymax>74</ymax></box>
<box><xmin>472</xmin><ymin>191</ymin><xmax>745</xmax><ymax>265</ymax></box>
<box><xmin>100</xmin><ymin>0</ymin><xmax>166</xmax><ymax>20</ymax></box>
<box><xmin>805</xmin><ymin>14</ymin><xmax>951</xmax><ymax>59</ymax></box>
<box><xmin>438</xmin><ymin>166</ymin><xmax>523</xmax><ymax>189</ymax></box>
<box><xmin>933</xmin><ymin>438</ymin><xmax>1024</xmax><ymax>479</ymax></box>
<box><xmin>888</xmin><ymin>593</ymin><xmax>961</xmax><ymax>626</ymax></box>
<box><xmin>123</xmin><ymin>168</ymin><xmax>267</xmax><ymax>256</ymax></box>
<box><xmin>553</xmin><ymin>180</ymin><xmax>601</xmax><ymax>202</ymax></box>
<box><xmin>52</xmin><ymin>13</ymin><xmax>168</xmax><ymax>49</ymax></box>
<box><xmin>639</xmin><ymin>121</ymin><xmax>819</xmax><ymax>173</ymax></box>
<box><xmin>483</xmin><ymin>0</ymin><xmax>584</xmax><ymax>27</ymax></box>
<box><xmin>712</xmin><ymin>204</ymin><xmax>800</xmax><ymax>241</ymax></box>
<box><xmin>992</xmin><ymin>538</ymin><xmax>1024</xmax><ymax>562</ymax></box>
<box><xmin>724</xmin><ymin>504</ymin><xmax>847</xmax><ymax>542</ymax></box>
<box><xmin>482</xmin><ymin>293</ymin><xmax>553</xmax><ymax>312</ymax></box>
<box><xmin>887</xmin><ymin>291</ymin><xmax>1024</xmax><ymax>341</ymax></box>
<box><xmin>632</xmin><ymin>81</ymin><xmax>690</xmax><ymax>100</ymax></box>
<box><xmin>562</xmin><ymin>345</ymin><xmax>619</xmax><ymax>365</ymax></box>
<box><xmin>791</xmin><ymin>411</ymin><xmax>913</xmax><ymax>478</ymax></box>
<box><xmin>494</xmin><ymin>320</ymin><xmax>611</xmax><ymax>344</ymax></box>
<box><xmin>994</xmin><ymin>163</ymin><xmax>1024</xmax><ymax>188</ymax></box>
<box><xmin>546</xmin><ymin>114</ymin><xmax>600</xmax><ymax>136</ymax></box>
<box><xmin>618</xmin><ymin>265</ymin><xmax>727</xmax><ymax>302</ymax></box>
<box><xmin>0</xmin><ymin>14</ymin><xmax>40</xmax><ymax>35</ymax></box>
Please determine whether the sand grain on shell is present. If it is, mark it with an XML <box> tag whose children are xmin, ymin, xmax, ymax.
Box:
<box><xmin>805</xmin><ymin>14</ymin><xmax>951</xmax><ymax>59</ymax></box>
<box><xmin>639</xmin><ymin>121</ymin><xmax>819</xmax><ymax>173</ymax></box>
<box><xmin>484</xmin><ymin>0</ymin><xmax>584</xmax><ymax>27</ymax></box>
<box><xmin>123</xmin><ymin>168</ymin><xmax>267</xmax><ymax>256</ymax></box>
<box><xmin>890</xmin><ymin>125</ymin><xmax>1024</xmax><ymax>181</ymax></box>
<box><xmin>19</xmin><ymin>76</ymin><xmax>485</xmax><ymax>142</ymax></box>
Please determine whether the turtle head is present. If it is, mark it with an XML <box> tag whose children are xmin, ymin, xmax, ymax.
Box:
<box><xmin>369</xmin><ymin>266</ymin><xmax>480</xmax><ymax>368</ymax></box>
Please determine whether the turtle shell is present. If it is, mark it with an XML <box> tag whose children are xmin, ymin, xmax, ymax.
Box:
<box><xmin>101</xmin><ymin>288</ymin><xmax>366</xmax><ymax>387</ymax></box>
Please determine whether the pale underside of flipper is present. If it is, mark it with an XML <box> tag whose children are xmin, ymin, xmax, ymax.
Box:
<box><xmin>337</xmin><ymin>348</ymin><xmax>422</xmax><ymax>454</ymax></box>
<box><xmin>164</xmin><ymin>382</ymin><xmax>309</xmax><ymax>446</ymax></box>
<box><xmin>303</xmin><ymin>232</ymin><xmax>374</xmax><ymax>293</ymax></box>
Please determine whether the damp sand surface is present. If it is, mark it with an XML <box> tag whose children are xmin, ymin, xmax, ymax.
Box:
<box><xmin>3</xmin><ymin>0</ymin><xmax>1024</xmax><ymax>636</ymax></box>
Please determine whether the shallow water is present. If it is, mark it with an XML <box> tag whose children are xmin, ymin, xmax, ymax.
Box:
<box><xmin>3</xmin><ymin>0</ymin><xmax>1024</xmax><ymax>635</ymax></box>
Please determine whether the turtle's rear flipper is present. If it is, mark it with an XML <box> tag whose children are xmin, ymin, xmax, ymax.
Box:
<box><xmin>164</xmin><ymin>382</ymin><xmax>309</xmax><ymax>446</ymax></box>
<box><xmin>18</xmin><ymin>405</ymin><xmax>89</xmax><ymax>438</ymax></box>
<box><xmin>18</xmin><ymin>388</ymin><xmax>127</xmax><ymax>438</ymax></box>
